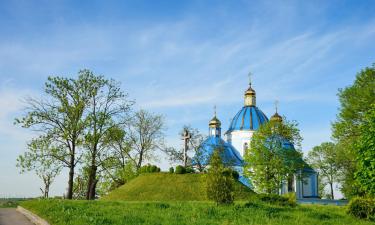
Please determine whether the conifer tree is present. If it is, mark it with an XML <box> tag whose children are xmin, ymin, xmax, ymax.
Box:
<box><xmin>206</xmin><ymin>147</ymin><xmax>234</xmax><ymax>205</ymax></box>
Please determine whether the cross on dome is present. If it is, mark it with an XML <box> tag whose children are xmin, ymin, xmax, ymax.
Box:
<box><xmin>248</xmin><ymin>71</ymin><xmax>252</xmax><ymax>86</ymax></box>
<box><xmin>275</xmin><ymin>100</ymin><xmax>279</xmax><ymax>113</ymax></box>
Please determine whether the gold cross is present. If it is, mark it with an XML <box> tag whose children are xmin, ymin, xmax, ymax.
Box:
<box><xmin>275</xmin><ymin>100</ymin><xmax>279</xmax><ymax>113</ymax></box>
<box><xmin>248</xmin><ymin>71</ymin><xmax>252</xmax><ymax>86</ymax></box>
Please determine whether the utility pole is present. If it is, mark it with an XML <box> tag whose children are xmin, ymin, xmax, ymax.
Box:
<box><xmin>181</xmin><ymin>129</ymin><xmax>191</xmax><ymax>167</ymax></box>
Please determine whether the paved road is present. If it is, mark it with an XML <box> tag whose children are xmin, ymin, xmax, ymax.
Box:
<box><xmin>0</xmin><ymin>208</ymin><xmax>34</xmax><ymax>225</ymax></box>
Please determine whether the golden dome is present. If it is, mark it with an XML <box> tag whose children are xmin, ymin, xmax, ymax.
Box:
<box><xmin>270</xmin><ymin>112</ymin><xmax>283</xmax><ymax>122</ymax></box>
<box><xmin>209</xmin><ymin>116</ymin><xmax>221</xmax><ymax>127</ymax></box>
<box><xmin>245</xmin><ymin>85</ymin><xmax>256</xmax><ymax>96</ymax></box>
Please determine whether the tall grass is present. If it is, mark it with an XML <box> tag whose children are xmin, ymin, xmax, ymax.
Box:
<box><xmin>21</xmin><ymin>199</ymin><xmax>373</xmax><ymax>225</ymax></box>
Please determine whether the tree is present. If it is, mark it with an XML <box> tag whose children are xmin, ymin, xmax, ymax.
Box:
<box><xmin>15</xmin><ymin>71</ymin><xmax>93</xmax><ymax>199</ymax></box>
<box><xmin>307</xmin><ymin>142</ymin><xmax>340</xmax><ymax>199</ymax></box>
<box><xmin>244</xmin><ymin>119</ymin><xmax>304</xmax><ymax>194</ymax></box>
<box><xmin>317</xmin><ymin>175</ymin><xmax>329</xmax><ymax>199</ymax></box>
<box><xmin>17</xmin><ymin>138</ymin><xmax>62</xmax><ymax>198</ymax></box>
<box><xmin>112</xmin><ymin>110</ymin><xmax>165</xmax><ymax>171</ymax></box>
<box><xmin>82</xmin><ymin>71</ymin><xmax>133</xmax><ymax>200</ymax></box>
<box><xmin>332</xmin><ymin>64</ymin><xmax>375</xmax><ymax>198</ymax></box>
<box><xmin>206</xmin><ymin>147</ymin><xmax>234</xmax><ymax>205</ymax></box>
<box><xmin>355</xmin><ymin>104</ymin><xmax>375</xmax><ymax>197</ymax></box>
<box><xmin>15</xmin><ymin>70</ymin><xmax>101</xmax><ymax>199</ymax></box>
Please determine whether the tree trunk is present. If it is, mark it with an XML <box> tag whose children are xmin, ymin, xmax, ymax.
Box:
<box><xmin>67</xmin><ymin>153</ymin><xmax>75</xmax><ymax>199</ymax></box>
<box><xmin>89</xmin><ymin>178</ymin><xmax>98</xmax><ymax>199</ymax></box>
<box><xmin>86</xmin><ymin>164</ymin><xmax>97</xmax><ymax>200</ymax></box>
<box><xmin>45</xmin><ymin>183</ymin><xmax>49</xmax><ymax>198</ymax></box>
<box><xmin>329</xmin><ymin>182</ymin><xmax>334</xmax><ymax>200</ymax></box>
<box><xmin>137</xmin><ymin>151</ymin><xmax>143</xmax><ymax>171</ymax></box>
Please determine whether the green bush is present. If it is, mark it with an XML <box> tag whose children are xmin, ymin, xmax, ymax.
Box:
<box><xmin>175</xmin><ymin>165</ymin><xmax>186</xmax><ymax>174</ymax></box>
<box><xmin>221</xmin><ymin>168</ymin><xmax>239</xmax><ymax>180</ymax></box>
<box><xmin>139</xmin><ymin>164</ymin><xmax>161</xmax><ymax>173</ymax></box>
<box><xmin>185</xmin><ymin>167</ymin><xmax>195</xmax><ymax>173</ymax></box>
<box><xmin>231</xmin><ymin>170</ymin><xmax>239</xmax><ymax>180</ymax></box>
<box><xmin>169</xmin><ymin>167</ymin><xmax>174</xmax><ymax>173</ymax></box>
<box><xmin>257</xmin><ymin>193</ymin><xmax>296</xmax><ymax>207</ymax></box>
<box><xmin>347</xmin><ymin>197</ymin><xmax>375</xmax><ymax>220</ymax></box>
<box><xmin>206</xmin><ymin>149</ymin><xmax>234</xmax><ymax>205</ymax></box>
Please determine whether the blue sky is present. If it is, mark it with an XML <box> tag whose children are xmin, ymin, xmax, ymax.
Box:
<box><xmin>0</xmin><ymin>0</ymin><xmax>374</xmax><ymax>197</ymax></box>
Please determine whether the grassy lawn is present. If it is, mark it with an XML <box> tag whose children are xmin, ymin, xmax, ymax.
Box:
<box><xmin>20</xmin><ymin>199</ymin><xmax>372</xmax><ymax>225</ymax></box>
<box><xmin>103</xmin><ymin>173</ymin><xmax>254</xmax><ymax>201</ymax></box>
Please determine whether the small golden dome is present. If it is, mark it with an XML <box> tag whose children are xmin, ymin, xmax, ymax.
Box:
<box><xmin>209</xmin><ymin>116</ymin><xmax>221</xmax><ymax>127</ymax></box>
<box><xmin>245</xmin><ymin>85</ymin><xmax>256</xmax><ymax>96</ymax></box>
<box><xmin>270</xmin><ymin>112</ymin><xmax>283</xmax><ymax>122</ymax></box>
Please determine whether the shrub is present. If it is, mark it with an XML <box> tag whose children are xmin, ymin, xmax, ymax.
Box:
<box><xmin>347</xmin><ymin>197</ymin><xmax>375</xmax><ymax>220</ymax></box>
<box><xmin>221</xmin><ymin>168</ymin><xmax>239</xmax><ymax>180</ymax></box>
<box><xmin>231</xmin><ymin>170</ymin><xmax>239</xmax><ymax>180</ymax></box>
<box><xmin>206</xmin><ymin>148</ymin><xmax>234</xmax><ymax>205</ymax></box>
<box><xmin>185</xmin><ymin>167</ymin><xmax>195</xmax><ymax>173</ymax></box>
<box><xmin>175</xmin><ymin>165</ymin><xmax>186</xmax><ymax>174</ymax></box>
<box><xmin>139</xmin><ymin>164</ymin><xmax>161</xmax><ymax>173</ymax></box>
<box><xmin>151</xmin><ymin>165</ymin><xmax>158</xmax><ymax>172</ymax></box>
<box><xmin>169</xmin><ymin>167</ymin><xmax>174</xmax><ymax>173</ymax></box>
<box><xmin>257</xmin><ymin>193</ymin><xmax>296</xmax><ymax>207</ymax></box>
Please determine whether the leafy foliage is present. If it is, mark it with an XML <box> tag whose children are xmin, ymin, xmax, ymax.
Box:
<box><xmin>15</xmin><ymin>70</ymin><xmax>101</xmax><ymax>199</ymax></box>
<box><xmin>347</xmin><ymin>197</ymin><xmax>375</xmax><ymax>221</ymax></box>
<box><xmin>175</xmin><ymin>165</ymin><xmax>186</xmax><ymax>174</ymax></box>
<box><xmin>206</xmin><ymin>148</ymin><xmax>234</xmax><ymax>205</ymax></box>
<box><xmin>17</xmin><ymin>137</ymin><xmax>62</xmax><ymax>198</ymax></box>
<box><xmin>355</xmin><ymin>104</ymin><xmax>375</xmax><ymax>197</ymax></box>
<box><xmin>244</xmin><ymin>119</ymin><xmax>304</xmax><ymax>194</ymax></box>
<box><xmin>332</xmin><ymin>64</ymin><xmax>375</xmax><ymax>198</ymax></box>
<box><xmin>307</xmin><ymin>142</ymin><xmax>340</xmax><ymax>199</ymax></box>
<box><xmin>111</xmin><ymin>110</ymin><xmax>165</xmax><ymax>171</ymax></box>
<box><xmin>139</xmin><ymin>164</ymin><xmax>161</xmax><ymax>173</ymax></box>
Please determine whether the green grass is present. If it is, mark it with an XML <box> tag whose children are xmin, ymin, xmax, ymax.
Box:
<box><xmin>102</xmin><ymin>173</ymin><xmax>254</xmax><ymax>201</ymax></box>
<box><xmin>0</xmin><ymin>198</ymin><xmax>29</xmax><ymax>208</ymax></box>
<box><xmin>20</xmin><ymin>199</ymin><xmax>373</xmax><ymax>225</ymax></box>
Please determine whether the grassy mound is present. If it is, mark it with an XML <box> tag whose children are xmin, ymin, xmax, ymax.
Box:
<box><xmin>20</xmin><ymin>199</ymin><xmax>373</xmax><ymax>225</ymax></box>
<box><xmin>102</xmin><ymin>173</ymin><xmax>254</xmax><ymax>201</ymax></box>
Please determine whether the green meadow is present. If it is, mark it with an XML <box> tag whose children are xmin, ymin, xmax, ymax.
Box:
<box><xmin>20</xmin><ymin>199</ymin><xmax>372</xmax><ymax>225</ymax></box>
<box><xmin>17</xmin><ymin>174</ymin><xmax>371</xmax><ymax>225</ymax></box>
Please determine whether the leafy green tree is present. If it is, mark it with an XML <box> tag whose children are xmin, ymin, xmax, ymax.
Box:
<box><xmin>244</xmin><ymin>119</ymin><xmax>304</xmax><ymax>194</ymax></box>
<box><xmin>307</xmin><ymin>142</ymin><xmax>340</xmax><ymax>199</ymax></box>
<box><xmin>332</xmin><ymin>64</ymin><xmax>375</xmax><ymax>198</ymax></box>
<box><xmin>112</xmin><ymin>110</ymin><xmax>165</xmax><ymax>171</ymax></box>
<box><xmin>355</xmin><ymin>104</ymin><xmax>375</xmax><ymax>197</ymax></box>
<box><xmin>206</xmin><ymin>147</ymin><xmax>234</xmax><ymax>205</ymax></box>
<box><xmin>15</xmin><ymin>72</ymin><xmax>92</xmax><ymax>199</ymax></box>
<box><xmin>17</xmin><ymin>138</ymin><xmax>62</xmax><ymax>198</ymax></box>
<box><xmin>317</xmin><ymin>175</ymin><xmax>329</xmax><ymax>199</ymax></box>
<box><xmin>82</xmin><ymin>71</ymin><xmax>133</xmax><ymax>200</ymax></box>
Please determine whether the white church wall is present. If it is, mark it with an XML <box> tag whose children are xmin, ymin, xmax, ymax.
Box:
<box><xmin>226</xmin><ymin>130</ymin><xmax>254</xmax><ymax>156</ymax></box>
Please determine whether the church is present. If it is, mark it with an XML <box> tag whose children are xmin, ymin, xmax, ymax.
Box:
<box><xmin>194</xmin><ymin>78</ymin><xmax>319</xmax><ymax>199</ymax></box>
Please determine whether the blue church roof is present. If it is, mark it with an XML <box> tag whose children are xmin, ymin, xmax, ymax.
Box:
<box><xmin>193</xmin><ymin>136</ymin><xmax>243</xmax><ymax>167</ymax></box>
<box><xmin>266</xmin><ymin>135</ymin><xmax>317</xmax><ymax>173</ymax></box>
<box><xmin>227</xmin><ymin>106</ymin><xmax>268</xmax><ymax>132</ymax></box>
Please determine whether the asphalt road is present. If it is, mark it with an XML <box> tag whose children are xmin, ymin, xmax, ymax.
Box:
<box><xmin>0</xmin><ymin>208</ymin><xmax>34</xmax><ymax>225</ymax></box>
